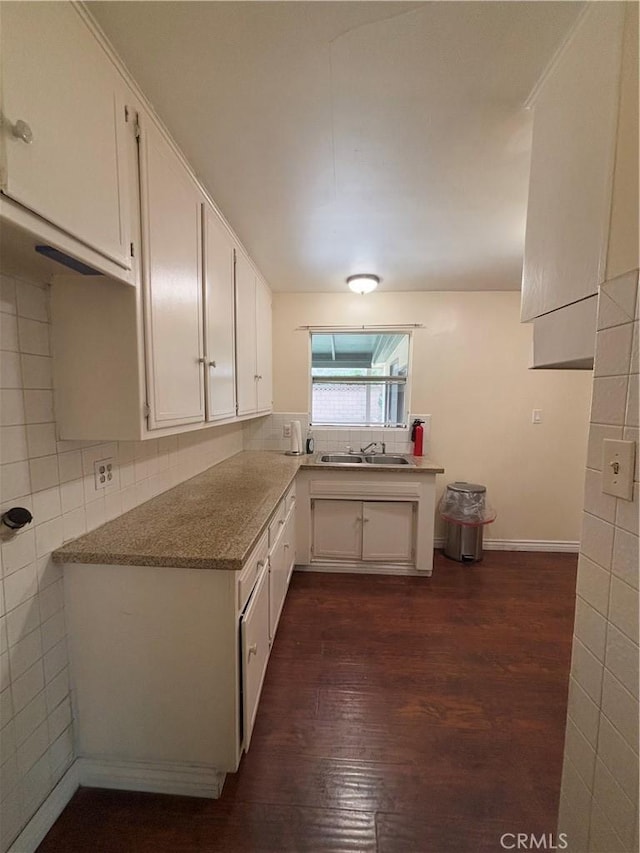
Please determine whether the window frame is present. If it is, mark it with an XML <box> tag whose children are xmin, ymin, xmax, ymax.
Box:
<box><xmin>307</xmin><ymin>329</ymin><xmax>414</xmax><ymax>429</ymax></box>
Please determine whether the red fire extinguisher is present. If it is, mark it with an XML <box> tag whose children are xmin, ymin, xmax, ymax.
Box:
<box><xmin>411</xmin><ymin>419</ymin><xmax>425</xmax><ymax>457</ymax></box>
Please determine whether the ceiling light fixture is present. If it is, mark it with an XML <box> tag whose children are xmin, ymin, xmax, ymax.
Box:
<box><xmin>347</xmin><ymin>274</ymin><xmax>379</xmax><ymax>295</ymax></box>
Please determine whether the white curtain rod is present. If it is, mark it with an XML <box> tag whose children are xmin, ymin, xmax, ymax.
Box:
<box><xmin>296</xmin><ymin>324</ymin><xmax>424</xmax><ymax>331</ymax></box>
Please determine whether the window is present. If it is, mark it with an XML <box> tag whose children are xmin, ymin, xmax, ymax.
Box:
<box><xmin>310</xmin><ymin>331</ymin><xmax>410</xmax><ymax>427</ymax></box>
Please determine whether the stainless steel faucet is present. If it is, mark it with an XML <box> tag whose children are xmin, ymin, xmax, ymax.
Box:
<box><xmin>360</xmin><ymin>441</ymin><xmax>386</xmax><ymax>454</ymax></box>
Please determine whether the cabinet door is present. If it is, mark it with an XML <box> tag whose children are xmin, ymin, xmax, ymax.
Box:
<box><xmin>283</xmin><ymin>508</ymin><xmax>296</xmax><ymax>586</ymax></box>
<box><xmin>139</xmin><ymin>115</ymin><xmax>205</xmax><ymax>429</ymax></box>
<box><xmin>0</xmin><ymin>2</ymin><xmax>132</xmax><ymax>269</ymax></box>
<box><xmin>255</xmin><ymin>277</ymin><xmax>273</xmax><ymax>413</ymax></box>
<box><xmin>203</xmin><ymin>204</ymin><xmax>236</xmax><ymax>421</ymax></box>
<box><xmin>240</xmin><ymin>563</ymin><xmax>270</xmax><ymax>751</ymax></box>
<box><xmin>268</xmin><ymin>535</ymin><xmax>286</xmax><ymax>641</ymax></box>
<box><xmin>312</xmin><ymin>500</ymin><xmax>362</xmax><ymax>561</ymax></box>
<box><xmin>362</xmin><ymin>502</ymin><xmax>415</xmax><ymax>563</ymax></box>
<box><xmin>521</xmin><ymin>4</ymin><xmax>625</xmax><ymax>321</ymax></box>
<box><xmin>235</xmin><ymin>252</ymin><xmax>257</xmax><ymax>416</ymax></box>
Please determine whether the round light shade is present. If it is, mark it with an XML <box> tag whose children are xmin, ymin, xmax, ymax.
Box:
<box><xmin>347</xmin><ymin>274</ymin><xmax>379</xmax><ymax>294</ymax></box>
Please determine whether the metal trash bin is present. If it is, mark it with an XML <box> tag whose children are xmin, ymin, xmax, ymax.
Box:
<box><xmin>439</xmin><ymin>482</ymin><xmax>493</xmax><ymax>562</ymax></box>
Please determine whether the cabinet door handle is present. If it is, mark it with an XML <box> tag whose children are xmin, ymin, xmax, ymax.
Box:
<box><xmin>248</xmin><ymin>643</ymin><xmax>257</xmax><ymax>658</ymax></box>
<box><xmin>363</xmin><ymin>517</ymin><xmax>370</xmax><ymax>523</ymax></box>
<box><xmin>12</xmin><ymin>119</ymin><xmax>33</xmax><ymax>144</ymax></box>
<box><xmin>257</xmin><ymin>560</ymin><xmax>265</xmax><ymax>569</ymax></box>
<box><xmin>284</xmin><ymin>543</ymin><xmax>289</xmax><ymax>550</ymax></box>
<box><xmin>209</xmin><ymin>360</ymin><xmax>216</xmax><ymax>368</ymax></box>
<box><xmin>278</xmin><ymin>519</ymin><xmax>285</xmax><ymax>526</ymax></box>
<box><xmin>197</xmin><ymin>357</ymin><xmax>206</xmax><ymax>364</ymax></box>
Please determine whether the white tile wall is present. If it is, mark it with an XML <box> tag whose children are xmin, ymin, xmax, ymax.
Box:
<box><xmin>243</xmin><ymin>411</ymin><xmax>431</xmax><ymax>456</ymax></box>
<box><xmin>0</xmin><ymin>271</ymin><xmax>244</xmax><ymax>852</ymax></box>
<box><xmin>559</xmin><ymin>269</ymin><xmax>639</xmax><ymax>853</ymax></box>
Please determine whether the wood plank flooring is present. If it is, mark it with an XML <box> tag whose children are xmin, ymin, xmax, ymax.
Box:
<box><xmin>38</xmin><ymin>551</ymin><xmax>577</xmax><ymax>852</ymax></box>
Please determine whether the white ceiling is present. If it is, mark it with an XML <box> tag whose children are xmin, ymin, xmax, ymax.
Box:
<box><xmin>90</xmin><ymin>1</ymin><xmax>583</xmax><ymax>293</ymax></box>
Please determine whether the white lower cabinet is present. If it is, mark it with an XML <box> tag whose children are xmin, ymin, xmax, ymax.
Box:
<box><xmin>312</xmin><ymin>500</ymin><xmax>363</xmax><ymax>561</ymax></box>
<box><xmin>296</xmin><ymin>468</ymin><xmax>438</xmax><ymax>574</ymax></box>
<box><xmin>311</xmin><ymin>499</ymin><xmax>415</xmax><ymax>563</ymax></box>
<box><xmin>62</xmin><ymin>482</ymin><xmax>297</xmax><ymax>798</ymax></box>
<box><xmin>362</xmin><ymin>501</ymin><xmax>415</xmax><ymax>562</ymax></box>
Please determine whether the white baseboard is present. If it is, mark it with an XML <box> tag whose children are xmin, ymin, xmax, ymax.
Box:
<box><xmin>434</xmin><ymin>537</ymin><xmax>580</xmax><ymax>553</ymax></box>
<box><xmin>296</xmin><ymin>562</ymin><xmax>432</xmax><ymax>577</ymax></box>
<box><xmin>297</xmin><ymin>540</ymin><xmax>580</xmax><ymax>578</ymax></box>
<box><xmin>7</xmin><ymin>757</ymin><xmax>225</xmax><ymax>852</ymax></box>
<box><xmin>77</xmin><ymin>757</ymin><xmax>225</xmax><ymax>799</ymax></box>
<box><xmin>8</xmin><ymin>762</ymin><xmax>79</xmax><ymax>853</ymax></box>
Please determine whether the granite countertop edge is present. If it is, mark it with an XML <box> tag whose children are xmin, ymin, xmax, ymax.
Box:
<box><xmin>53</xmin><ymin>450</ymin><xmax>444</xmax><ymax>571</ymax></box>
<box><xmin>53</xmin><ymin>451</ymin><xmax>301</xmax><ymax>571</ymax></box>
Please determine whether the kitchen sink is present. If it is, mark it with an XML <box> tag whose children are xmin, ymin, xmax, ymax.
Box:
<box><xmin>364</xmin><ymin>455</ymin><xmax>412</xmax><ymax>465</ymax></box>
<box><xmin>318</xmin><ymin>453</ymin><xmax>414</xmax><ymax>466</ymax></box>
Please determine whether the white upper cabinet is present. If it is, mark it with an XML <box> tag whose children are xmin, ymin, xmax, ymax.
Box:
<box><xmin>255</xmin><ymin>277</ymin><xmax>273</xmax><ymax>413</ymax></box>
<box><xmin>0</xmin><ymin>2</ymin><xmax>133</xmax><ymax>271</ymax></box>
<box><xmin>235</xmin><ymin>251</ymin><xmax>258</xmax><ymax>417</ymax></box>
<box><xmin>236</xmin><ymin>253</ymin><xmax>273</xmax><ymax>417</ymax></box>
<box><xmin>139</xmin><ymin>114</ymin><xmax>205</xmax><ymax>429</ymax></box>
<box><xmin>10</xmin><ymin>1</ymin><xmax>273</xmax><ymax>439</ymax></box>
<box><xmin>203</xmin><ymin>204</ymin><xmax>237</xmax><ymax>421</ymax></box>
<box><xmin>521</xmin><ymin>4</ymin><xmax>626</xmax><ymax>322</ymax></box>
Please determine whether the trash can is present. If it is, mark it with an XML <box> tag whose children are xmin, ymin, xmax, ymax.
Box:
<box><xmin>438</xmin><ymin>482</ymin><xmax>495</xmax><ymax>562</ymax></box>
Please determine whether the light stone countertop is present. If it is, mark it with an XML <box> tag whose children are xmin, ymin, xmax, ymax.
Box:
<box><xmin>53</xmin><ymin>451</ymin><xmax>303</xmax><ymax>571</ymax></box>
<box><xmin>53</xmin><ymin>450</ymin><xmax>444</xmax><ymax>571</ymax></box>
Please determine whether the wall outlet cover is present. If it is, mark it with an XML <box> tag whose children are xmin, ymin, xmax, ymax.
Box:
<box><xmin>93</xmin><ymin>457</ymin><xmax>115</xmax><ymax>491</ymax></box>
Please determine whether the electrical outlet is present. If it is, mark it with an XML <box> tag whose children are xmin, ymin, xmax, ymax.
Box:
<box><xmin>283</xmin><ymin>424</ymin><xmax>292</xmax><ymax>438</ymax></box>
<box><xmin>94</xmin><ymin>457</ymin><xmax>115</xmax><ymax>491</ymax></box>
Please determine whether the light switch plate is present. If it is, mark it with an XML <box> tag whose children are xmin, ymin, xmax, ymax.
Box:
<box><xmin>602</xmin><ymin>439</ymin><xmax>636</xmax><ymax>500</ymax></box>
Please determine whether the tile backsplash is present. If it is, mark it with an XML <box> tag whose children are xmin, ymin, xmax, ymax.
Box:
<box><xmin>558</xmin><ymin>269</ymin><xmax>639</xmax><ymax>853</ymax></box>
<box><xmin>0</xmin><ymin>271</ymin><xmax>243</xmax><ymax>852</ymax></box>
<box><xmin>243</xmin><ymin>412</ymin><xmax>431</xmax><ymax>455</ymax></box>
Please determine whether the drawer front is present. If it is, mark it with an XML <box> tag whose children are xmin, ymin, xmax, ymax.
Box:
<box><xmin>238</xmin><ymin>529</ymin><xmax>269</xmax><ymax>611</ymax></box>
<box><xmin>240</xmin><ymin>563</ymin><xmax>270</xmax><ymax>751</ymax></box>
<box><xmin>268</xmin><ymin>500</ymin><xmax>286</xmax><ymax>548</ymax></box>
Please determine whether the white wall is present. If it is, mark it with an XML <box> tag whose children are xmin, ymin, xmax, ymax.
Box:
<box><xmin>0</xmin><ymin>271</ymin><xmax>243</xmax><ymax>852</ymax></box>
<box><xmin>271</xmin><ymin>290</ymin><xmax>593</xmax><ymax>544</ymax></box>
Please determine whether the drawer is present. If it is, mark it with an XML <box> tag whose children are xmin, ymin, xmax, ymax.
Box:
<box><xmin>268</xmin><ymin>500</ymin><xmax>286</xmax><ymax>547</ymax></box>
<box><xmin>238</xmin><ymin>529</ymin><xmax>268</xmax><ymax>611</ymax></box>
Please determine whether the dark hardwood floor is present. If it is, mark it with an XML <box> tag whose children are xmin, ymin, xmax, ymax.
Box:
<box><xmin>38</xmin><ymin>551</ymin><xmax>577</xmax><ymax>853</ymax></box>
